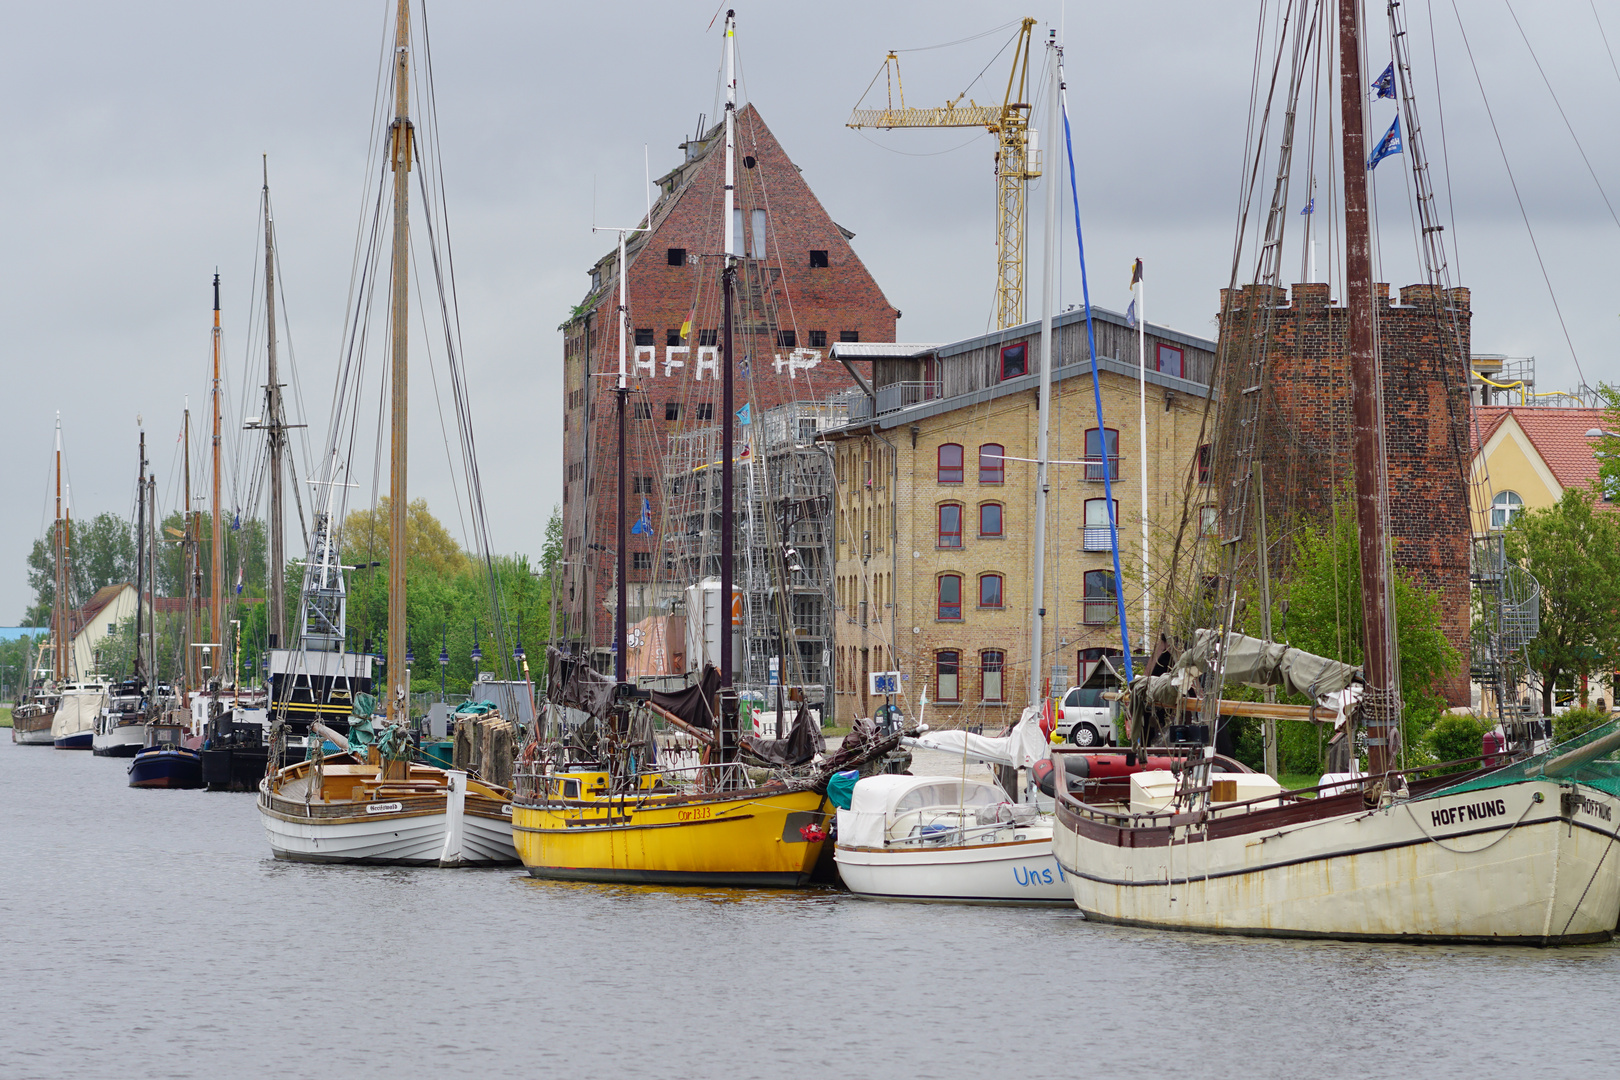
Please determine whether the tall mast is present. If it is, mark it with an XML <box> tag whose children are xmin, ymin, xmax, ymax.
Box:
<box><xmin>614</xmin><ymin>229</ymin><xmax>629</xmax><ymax>683</ymax></box>
<box><xmin>720</xmin><ymin>7</ymin><xmax>736</xmax><ymax>690</ymax></box>
<box><xmin>63</xmin><ymin>488</ymin><xmax>74</xmax><ymax>678</ymax></box>
<box><xmin>263</xmin><ymin>159</ymin><xmax>287</xmax><ymax>650</ymax></box>
<box><xmin>1028</xmin><ymin>31</ymin><xmax>1058</xmax><ymax>707</ymax></box>
<box><xmin>386</xmin><ymin>0</ymin><xmax>412</xmax><ymax>724</ymax></box>
<box><xmin>1337</xmin><ymin>0</ymin><xmax>1397</xmax><ymax>775</ymax></box>
<box><xmin>210</xmin><ymin>272</ymin><xmax>224</xmax><ymax>670</ymax></box>
<box><xmin>183</xmin><ymin>399</ymin><xmax>197</xmax><ymax>692</ymax></box>
<box><xmin>135</xmin><ymin>429</ymin><xmax>147</xmax><ymax>681</ymax></box>
<box><xmin>148</xmin><ymin>472</ymin><xmax>158</xmax><ymax>684</ymax></box>
<box><xmin>53</xmin><ymin>414</ymin><xmax>64</xmax><ymax>683</ymax></box>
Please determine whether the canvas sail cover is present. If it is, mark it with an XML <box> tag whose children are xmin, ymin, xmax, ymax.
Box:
<box><xmin>740</xmin><ymin>702</ymin><xmax>826</xmax><ymax>766</ymax></box>
<box><xmin>904</xmin><ymin>706</ymin><xmax>1050</xmax><ymax>769</ymax></box>
<box><xmin>546</xmin><ymin>645</ymin><xmax>616</xmax><ymax>718</ymax></box>
<box><xmin>1131</xmin><ymin>629</ymin><xmax>1358</xmax><ymax>709</ymax></box>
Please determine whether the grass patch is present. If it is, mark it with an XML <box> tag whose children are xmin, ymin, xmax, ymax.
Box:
<box><xmin>1278</xmin><ymin>772</ymin><xmax>1322</xmax><ymax>791</ymax></box>
<box><xmin>0</xmin><ymin>706</ymin><xmax>12</xmax><ymax>729</ymax></box>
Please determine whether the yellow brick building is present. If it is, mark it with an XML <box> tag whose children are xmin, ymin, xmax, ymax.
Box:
<box><xmin>825</xmin><ymin>308</ymin><xmax>1216</xmax><ymax>727</ymax></box>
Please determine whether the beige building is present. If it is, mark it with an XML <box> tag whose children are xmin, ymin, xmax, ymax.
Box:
<box><xmin>1469</xmin><ymin>405</ymin><xmax>1615</xmax><ymax>531</ymax></box>
<box><xmin>825</xmin><ymin>307</ymin><xmax>1216</xmax><ymax>727</ymax></box>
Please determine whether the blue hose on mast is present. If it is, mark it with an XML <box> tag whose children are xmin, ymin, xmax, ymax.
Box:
<box><xmin>1060</xmin><ymin>55</ymin><xmax>1134</xmax><ymax>683</ymax></box>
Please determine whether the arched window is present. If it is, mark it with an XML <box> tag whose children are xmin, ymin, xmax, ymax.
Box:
<box><xmin>979</xmin><ymin>573</ymin><xmax>1003</xmax><ymax>608</ymax></box>
<box><xmin>1195</xmin><ymin>443</ymin><xmax>1212</xmax><ymax>484</ymax></box>
<box><xmin>938</xmin><ymin>574</ymin><xmax>962</xmax><ymax>620</ymax></box>
<box><xmin>1083</xmin><ymin>569</ymin><xmax>1117</xmax><ymax>625</ymax></box>
<box><xmin>1083</xmin><ymin>498</ymin><xmax>1117</xmax><ymax>551</ymax></box>
<box><xmin>981</xmin><ymin>650</ymin><xmax>1005</xmax><ymax>702</ymax></box>
<box><xmin>936</xmin><ymin>650</ymin><xmax>960</xmax><ymax>702</ymax></box>
<box><xmin>979</xmin><ymin>443</ymin><xmax>1005</xmax><ymax>483</ymax></box>
<box><xmin>1085</xmin><ymin>428</ymin><xmax>1120</xmax><ymax>480</ymax></box>
<box><xmin>937</xmin><ymin>443</ymin><xmax>964</xmax><ymax>483</ymax></box>
<box><xmin>1490</xmin><ymin>490</ymin><xmax>1524</xmax><ymax>529</ymax></box>
<box><xmin>937</xmin><ymin>503</ymin><xmax>963</xmax><ymax>548</ymax></box>
<box><xmin>979</xmin><ymin>502</ymin><xmax>1003</xmax><ymax>537</ymax></box>
<box><xmin>1200</xmin><ymin>505</ymin><xmax>1218</xmax><ymax>536</ymax></box>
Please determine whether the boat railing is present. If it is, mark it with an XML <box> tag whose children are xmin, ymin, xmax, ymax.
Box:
<box><xmin>513</xmin><ymin>758</ymin><xmax>759</xmax><ymax>803</ymax></box>
<box><xmin>885</xmin><ymin>819</ymin><xmax>1020</xmax><ymax>849</ymax></box>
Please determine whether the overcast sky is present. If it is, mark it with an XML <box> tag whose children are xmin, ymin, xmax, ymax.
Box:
<box><xmin>2</xmin><ymin>1</ymin><xmax>1615</xmax><ymax>624</ymax></box>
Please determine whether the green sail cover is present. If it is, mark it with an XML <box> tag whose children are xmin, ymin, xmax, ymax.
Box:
<box><xmin>347</xmin><ymin>692</ymin><xmax>381</xmax><ymax>755</ymax></box>
<box><xmin>1431</xmin><ymin>720</ymin><xmax>1620</xmax><ymax>801</ymax></box>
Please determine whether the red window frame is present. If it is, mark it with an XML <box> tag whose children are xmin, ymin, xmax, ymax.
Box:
<box><xmin>936</xmin><ymin>650</ymin><xmax>961</xmax><ymax>702</ymax></box>
<box><xmin>1085</xmin><ymin>428</ymin><xmax>1120</xmax><ymax>480</ymax></box>
<box><xmin>938</xmin><ymin>574</ymin><xmax>963</xmax><ymax>621</ymax></box>
<box><xmin>979</xmin><ymin>503</ymin><xmax>1003</xmax><ymax>537</ymax></box>
<box><xmin>981</xmin><ymin>650</ymin><xmax>1005</xmax><ymax>702</ymax></box>
<box><xmin>1156</xmin><ymin>342</ymin><xmax>1184</xmax><ymax>378</ymax></box>
<box><xmin>937</xmin><ymin>443</ymin><xmax>964</xmax><ymax>484</ymax></box>
<box><xmin>1083</xmin><ymin>569</ymin><xmax>1118</xmax><ymax>625</ymax></box>
<box><xmin>1000</xmin><ymin>341</ymin><xmax>1028</xmax><ymax>380</ymax></box>
<box><xmin>937</xmin><ymin>503</ymin><xmax>963</xmax><ymax>548</ymax></box>
<box><xmin>979</xmin><ymin>443</ymin><xmax>1005</xmax><ymax>483</ymax></box>
<box><xmin>979</xmin><ymin>573</ymin><xmax>1003</xmax><ymax>608</ymax></box>
<box><xmin>1196</xmin><ymin>443</ymin><xmax>1212</xmax><ymax>484</ymax></box>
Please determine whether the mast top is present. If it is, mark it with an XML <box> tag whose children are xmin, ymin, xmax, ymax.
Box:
<box><xmin>212</xmin><ymin>271</ymin><xmax>220</xmax><ymax>313</ymax></box>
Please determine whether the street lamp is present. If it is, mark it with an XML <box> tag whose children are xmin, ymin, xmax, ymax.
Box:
<box><xmin>514</xmin><ymin>613</ymin><xmax>526</xmax><ymax>664</ymax></box>
<box><xmin>438</xmin><ymin>624</ymin><xmax>449</xmax><ymax>701</ymax></box>
<box><xmin>470</xmin><ymin>616</ymin><xmax>482</xmax><ymax>677</ymax></box>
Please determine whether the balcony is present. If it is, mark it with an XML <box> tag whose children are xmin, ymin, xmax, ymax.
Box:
<box><xmin>1082</xmin><ymin>598</ymin><xmax>1118</xmax><ymax>625</ymax></box>
<box><xmin>1082</xmin><ymin>527</ymin><xmax>1113</xmax><ymax>552</ymax></box>
<box><xmin>876</xmin><ymin>380</ymin><xmax>942</xmax><ymax>415</ymax></box>
<box><xmin>1084</xmin><ymin>456</ymin><xmax>1121</xmax><ymax>482</ymax></box>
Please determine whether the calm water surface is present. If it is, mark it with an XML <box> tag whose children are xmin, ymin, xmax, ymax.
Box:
<box><xmin>4</xmin><ymin>735</ymin><xmax>1620</xmax><ymax>1079</ymax></box>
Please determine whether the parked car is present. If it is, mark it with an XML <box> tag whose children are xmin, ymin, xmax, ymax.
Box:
<box><xmin>1053</xmin><ymin>685</ymin><xmax>1118</xmax><ymax>747</ymax></box>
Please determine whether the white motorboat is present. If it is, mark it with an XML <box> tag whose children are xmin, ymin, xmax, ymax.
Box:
<box><xmin>93</xmin><ymin>678</ymin><xmax>150</xmax><ymax>756</ymax></box>
<box><xmin>52</xmin><ymin>679</ymin><xmax>109</xmax><ymax>750</ymax></box>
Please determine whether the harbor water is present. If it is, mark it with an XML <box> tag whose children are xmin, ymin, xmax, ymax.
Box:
<box><xmin>4</xmin><ymin>735</ymin><xmax>1620</xmax><ymax>1079</ymax></box>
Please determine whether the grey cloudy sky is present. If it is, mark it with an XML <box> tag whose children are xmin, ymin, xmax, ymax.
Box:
<box><xmin>3</xmin><ymin>1</ymin><xmax>1615</xmax><ymax>624</ymax></box>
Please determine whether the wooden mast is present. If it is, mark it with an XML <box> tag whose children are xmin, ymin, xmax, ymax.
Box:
<box><xmin>211</xmin><ymin>272</ymin><xmax>224</xmax><ymax>674</ymax></box>
<box><xmin>52</xmin><ymin>414</ymin><xmax>64</xmax><ymax>684</ymax></box>
<box><xmin>263</xmin><ymin>159</ymin><xmax>287</xmax><ymax>650</ymax></box>
<box><xmin>386</xmin><ymin>0</ymin><xmax>412</xmax><ymax>724</ymax></box>
<box><xmin>135</xmin><ymin>429</ymin><xmax>147</xmax><ymax>681</ymax></box>
<box><xmin>720</xmin><ymin>8</ymin><xmax>736</xmax><ymax>693</ymax></box>
<box><xmin>1337</xmin><ymin>0</ymin><xmax>1398</xmax><ymax>776</ymax></box>
<box><xmin>183</xmin><ymin>401</ymin><xmax>196</xmax><ymax>691</ymax></box>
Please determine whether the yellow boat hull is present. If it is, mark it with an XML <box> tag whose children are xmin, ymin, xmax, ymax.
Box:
<box><xmin>513</xmin><ymin>787</ymin><xmax>830</xmax><ymax>886</ymax></box>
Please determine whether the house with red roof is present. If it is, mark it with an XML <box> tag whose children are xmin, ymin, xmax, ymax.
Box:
<box><xmin>1469</xmin><ymin>406</ymin><xmax>1614</xmax><ymax>532</ymax></box>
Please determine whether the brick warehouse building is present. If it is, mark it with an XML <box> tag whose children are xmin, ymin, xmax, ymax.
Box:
<box><xmin>560</xmin><ymin>105</ymin><xmax>898</xmax><ymax>666</ymax></box>
<box><xmin>1219</xmin><ymin>281</ymin><xmax>1473</xmax><ymax>706</ymax></box>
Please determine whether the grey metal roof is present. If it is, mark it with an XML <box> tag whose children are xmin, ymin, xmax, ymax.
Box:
<box><xmin>934</xmin><ymin>304</ymin><xmax>1217</xmax><ymax>359</ymax></box>
<box><xmin>828</xmin><ymin>342</ymin><xmax>946</xmax><ymax>361</ymax></box>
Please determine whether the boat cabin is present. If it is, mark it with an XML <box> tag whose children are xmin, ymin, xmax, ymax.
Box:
<box><xmin>837</xmin><ymin>775</ymin><xmax>1036</xmax><ymax>849</ymax></box>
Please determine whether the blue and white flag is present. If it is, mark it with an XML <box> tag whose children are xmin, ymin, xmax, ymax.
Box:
<box><xmin>1300</xmin><ymin>196</ymin><xmax>1315</xmax><ymax>215</ymax></box>
<box><xmin>1367</xmin><ymin>115</ymin><xmax>1403</xmax><ymax>171</ymax></box>
<box><xmin>1372</xmin><ymin>62</ymin><xmax>1396</xmax><ymax>100</ymax></box>
<box><xmin>1124</xmin><ymin>298</ymin><xmax>1137</xmax><ymax>329</ymax></box>
<box><xmin>630</xmin><ymin>496</ymin><xmax>652</xmax><ymax>536</ymax></box>
<box><xmin>736</xmin><ymin>402</ymin><xmax>752</xmax><ymax>426</ymax></box>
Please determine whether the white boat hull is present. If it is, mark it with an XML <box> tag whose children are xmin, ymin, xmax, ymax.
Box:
<box><xmin>13</xmin><ymin>724</ymin><xmax>55</xmax><ymax>746</ymax></box>
<box><xmin>836</xmin><ymin>831</ymin><xmax>1071</xmax><ymax>904</ymax></box>
<box><xmin>1054</xmin><ymin>778</ymin><xmax>1620</xmax><ymax>944</ymax></box>
<box><xmin>93</xmin><ymin>724</ymin><xmax>146</xmax><ymax>757</ymax></box>
<box><xmin>258</xmin><ymin>782</ymin><xmax>517</xmax><ymax>867</ymax></box>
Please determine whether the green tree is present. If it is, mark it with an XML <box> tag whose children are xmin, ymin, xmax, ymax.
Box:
<box><xmin>1505</xmin><ymin>488</ymin><xmax>1620</xmax><ymax>714</ymax></box>
<box><xmin>25</xmin><ymin>511</ymin><xmax>136</xmax><ymax>623</ymax></box>
<box><xmin>1594</xmin><ymin>383</ymin><xmax>1619</xmax><ymax>503</ymax></box>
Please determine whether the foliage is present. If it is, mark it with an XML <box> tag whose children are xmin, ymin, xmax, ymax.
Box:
<box><xmin>1553</xmin><ymin>706</ymin><xmax>1614</xmax><ymax>746</ymax></box>
<box><xmin>25</xmin><ymin>511</ymin><xmax>136</xmax><ymax>624</ymax></box>
<box><xmin>1594</xmin><ymin>383</ymin><xmax>1620</xmax><ymax>503</ymax></box>
<box><xmin>1426</xmin><ymin>713</ymin><xmax>1491</xmax><ymax>773</ymax></box>
<box><xmin>1504</xmin><ymin>488</ymin><xmax>1620</xmax><ymax>714</ymax></box>
<box><xmin>0</xmin><ymin>633</ymin><xmax>45</xmax><ymax>701</ymax></box>
<box><xmin>341</xmin><ymin>497</ymin><xmax>470</xmax><ymax>577</ymax></box>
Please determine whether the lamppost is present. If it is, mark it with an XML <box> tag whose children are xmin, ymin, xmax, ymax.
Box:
<box><xmin>470</xmin><ymin>616</ymin><xmax>482</xmax><ymax>681</ymax></box>
<box><xmin>438</xmin><ymin>624</ymin><xmax>449</xmax><ymax>702</ymax></box>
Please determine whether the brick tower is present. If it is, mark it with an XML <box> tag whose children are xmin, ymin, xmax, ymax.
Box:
<box><xmin>1218</xmin><ymin>281</ymin><xmax>1473</xmax><ymax>705</ymax></box>
<box><xmin>559</xmin><ymin>105</ymin><xmax>898</xmax><ymax>667</ymax></box>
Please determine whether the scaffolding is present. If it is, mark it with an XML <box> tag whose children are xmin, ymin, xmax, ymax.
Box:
<box><xmin>660</xmin><ymin>399</ymin><xmax>846</xmax><ymax>715</ymax></box>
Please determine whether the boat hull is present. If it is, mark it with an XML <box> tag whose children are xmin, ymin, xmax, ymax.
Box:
<box><xmin>258</xmin><ymin>781</ymin><xmax>518</xmax><ymax>867</ymax></box>
<box><xmin>128</xmin><ymin>749</ymin><xmax>204</xmax><ymax>789</ymax></box>
<box><xmin>54</xmin><ymin>731</ymin><xmax>93</xmax><ymax>751</ymax></box>
<box><xmin>12</xmin><ymin>713</ymin><xmax>56</xmax><ymax>745</ymax></box>
<box><xmin>835</xmin><ymin>832</ymin><xmax>1070</xmax><ymax>904</ymax></box>
<box><xmin>513</xmin><ymin>789</ymin><xmax>829</xmax><ymax>887</ymax></box>
<box><xmin>1053</xmin><ymin>778</ymin><xmax>1620</xmax><ymax>945</ymax></box>
<box><xmin>94</xmin><ymin>725</ymin><xmax>146</xmax><ymax>757</ymax></box>
<box><xmin>201</xmin><ymin>747</ymin><xmax>268</xmax><ymax>791</ymax></box>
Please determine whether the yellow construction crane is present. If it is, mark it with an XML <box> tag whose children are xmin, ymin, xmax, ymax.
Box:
<box><xmin>848</xmin><ymin>17</ymin><xmax>1041</xmax><ymax>329</ymax></box>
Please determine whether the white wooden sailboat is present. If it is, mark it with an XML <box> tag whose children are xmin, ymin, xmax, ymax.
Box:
<box><xmin>259</xmin><ymin>0</ymin><xmax>514</xmax><ymax>867</ymax></box>
<box><xmin>1050</xmin><ymin>2</ymin><xmax>1620</xmax><ymax>944</ymax></box>
<box><xmin>834</xmin><ymin>29</ymin><xmax>1069</xmax><ymax>905</ymax></box>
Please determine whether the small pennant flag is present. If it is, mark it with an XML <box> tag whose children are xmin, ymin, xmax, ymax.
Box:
<box><xmin>1300</xmin><ymin>196</ymin><xmax>1315</xmax><ymax>215</ymax></box>
<box><xmin>736</xmin><ymin>402</ymin><xmax>751</xmax><ymax>426</ymax></box>
<box><xmin>1125</xmin><ymin>299</ymin><xmax>1137</xmax><ymax>329</ymax></box>
<box><xmin>630</xmin><ymin>496</ymin><xmax>652</xmax><ymax>536</ymax></box>
<box><xmin>1130</xmin><ymin>258</ymin><xmax>1143</xmax><ymax>286</ymax></box>
<box><xmin>1367</xmin><ymin>115</ymin><xmax>1403</xmax><ymax>171</ymax></box>
<box><xmin>1372</xmin><ymin>62</ymin><xmax>1396</xmax><ymax>100</ymax></box>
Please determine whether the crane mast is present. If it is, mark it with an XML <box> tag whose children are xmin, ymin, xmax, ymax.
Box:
<box><xmin>847</xmin><ymin>16</ymin><xmax>1040</xmax><ymax>328</ymax></box>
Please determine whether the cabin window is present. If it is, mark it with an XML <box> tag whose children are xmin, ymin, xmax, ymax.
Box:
<box><xmin>1000</xmin><ymin>341</ymin><xmax>1028</xmax><ymax>380</ymax></box>
<box><xmin>635</xmin><ymin>328</ymin><xmax>655</xmax><ymax>347</ymax></box>
<box><xmin>979</xmin><ymin>503</ymin><xmax>1003</xmax><ymax>538</ymax></box>
<box><xmin>809</xmin><ymin>249</ymin><xmax>829</xmax><ymax>268</ymax></box>
<box><xmin>981</xmin><ymin>650</ymin><xmax>1005</xmax><ymax>702</ymax></box>
<box><xmin>667</xmin><ymin>247</ymin><xmax>687</xmax><ymax>266</ymax></box>
<box><xmin>1083</xmin><ymin>570</ymin><xmax>1118</xmax><ymax>625</ymax></box>
<box><xmin>979</xmin><ymin>574</ymin><xmax>1003</xmax><ymax>609</ymax></box>
<box><xmin>979</xmin><ymin>443</ymin><xmax>1005</xmax><ymax>484</ymax></box>
<box><xmin>1490</xmin><ymin>490</ymin><xmax>1524</xmax><ymax>529</ymax></box>
<box><xmin>937</xmin><ymin>443</ymin><xmax>964</xmax><ymax>484</ymax></box>
<box><xmin>937</xmin><ymin>504</ymin><xmax>963</xmax><ymax>548</ymax></box>
<box><xmin>938</xmin><ymin>575</ymin><xmax>962</xmax><ymax>621</ymax></box>
<box><xmin>1083</xmin><ymin>499</ymin><xmax>1117</xmax><ymax>551</ymax></box>
<box><xmin>809</xmin><ymin>329</ymin><xmax>828</xmax><ymax>348</ymax></box>
<box><xmin>936</xmin><ymin>650</ymin><xmax>961</xmax><ymax>701</ymax></box>
<box><xmin>1156</xmin><ymin>342</ymin><xmax>1184</xmax><ymax>378</ymax></box>
<box><xmin>1085</xmin><ymin>428</ymin><xmax>1120</xmax><ymax>481</ymax></box>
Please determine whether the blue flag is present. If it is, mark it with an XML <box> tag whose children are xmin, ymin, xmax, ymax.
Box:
<box><xmin>1372</xmin><ymin>62</ymin><xmax>1396</xmax><ymax>100</ymax></box>
<box><xmin>1367</xmin><ymin>115</ymin><xmax>1402</xmax><ymax>171</ymax></box>
<box><xmin>630</xmin><ymin>496</ymin><xmax>652</xmax><ymax>536</ymax></box>
<box><xmin>736</xmin><ymin>402</ymin><xmax>751</xmax><ymax>426</ymax></box>
<box><xmin>1300</xmin><ymin>196</ymin><xmax>1314</xmax><ymax>215</ymax></box>
<box><xmin>1124</xmin><ymin>299</ymin><xmax>1137</xmax><ymax>329</ymax></box>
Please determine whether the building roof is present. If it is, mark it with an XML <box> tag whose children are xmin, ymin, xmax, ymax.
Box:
<box><xmin>1473</xmin><ymin>406</ymin><xmax>1609</xmax><ymax>495</ymax></box>
<box><xmin>828</xmin><ymin>343</ymin><xmax>944</xmax><ymax>361</ymax></box>
<box><xmin>936</xmin><ymin>304</ymin><xmax>1217</xmax><ymax>360</ymax></box>
<box><xmin>68</xmin><ymin>583</ymin><xmax>132</xmax><ymax>638</ymax></box>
